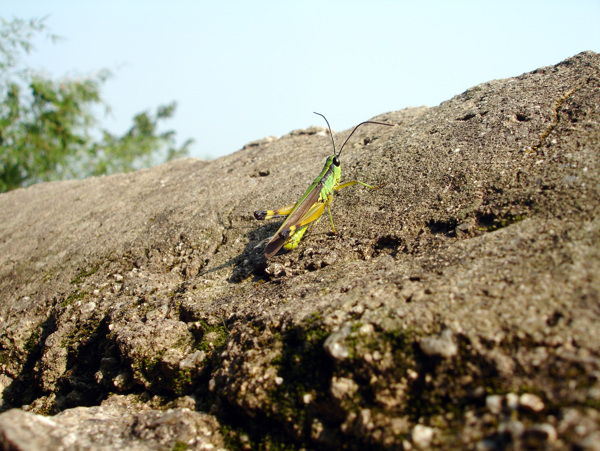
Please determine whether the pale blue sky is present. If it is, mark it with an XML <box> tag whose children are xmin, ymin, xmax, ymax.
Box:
<box><xmin>4</xmin><ymin>1</ymin><xmax>600</xmax><ymax>159</ymax></box>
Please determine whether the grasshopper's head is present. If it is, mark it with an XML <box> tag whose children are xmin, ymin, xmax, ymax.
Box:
<box><xmin>313</xmin><ymin>111</ymin><xmax>394</xmax><ymax>162</ymax></box>
<box><xmin>321</xmin><ymin>155</ymin><xmax>340</xmax><ymax>170</ymax></box>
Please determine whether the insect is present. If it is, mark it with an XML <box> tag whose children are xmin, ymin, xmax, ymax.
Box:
<box><xmin>254</xmin><ymin>112</ymin><xmax>394</xmax><ymax>259</ymax></box>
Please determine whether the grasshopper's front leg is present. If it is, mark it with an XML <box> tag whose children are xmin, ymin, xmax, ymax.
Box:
<box><xmin>325</xmin><ymin>180</ymin><xmax>383</xmax><ymax>233</ymax></box>
<box><xmin>335</xmin><ymin>180</ymin><xmax>384</xmax><ymax>191</ymax></box>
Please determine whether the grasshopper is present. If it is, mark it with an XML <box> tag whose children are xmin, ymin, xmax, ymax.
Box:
<box><xmin>254</xmin><ymin>112</ymin><xmax>393</xmax><ymax>259</ymax></box>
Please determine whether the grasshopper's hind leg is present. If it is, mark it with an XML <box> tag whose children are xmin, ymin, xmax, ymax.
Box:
<box><xmin>279</xmin><ymin>202</ymin><xmax>326</xmax><ymax>240</ymax></box>
<box><xmin>254</xmin><ymin>203</ymin><xmax>297</xmax><ymax>250</ymax></box>
<box><xmin>254</xmin><ymin>203</ymin><xmax>297</xmax><ymax>221</ymax></box>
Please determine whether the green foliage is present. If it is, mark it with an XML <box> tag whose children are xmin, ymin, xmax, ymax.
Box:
<box><xmin>0</xmin><ymin>17</ymin><xmax>59</xmax><ymax>76</ymax></box>
<box><xmin>0</xmin><ymin>17</ymin><xmax>193</xmax><ymax>193</ymax></box>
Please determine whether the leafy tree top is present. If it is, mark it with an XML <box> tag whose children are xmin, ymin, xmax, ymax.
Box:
<box><xmin>0</xmin><ymin>17</ymin><xmax>192</xmax><ymax>193</ymax></box>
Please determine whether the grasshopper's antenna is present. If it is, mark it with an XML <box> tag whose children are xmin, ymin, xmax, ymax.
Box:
<box><xmin>313</xmin><ymin>112</ymin><xmax>337</xmax><ymax>154</ymax></box>
<box><xmin>337</xmin><ymin>120</ymin><xmax>395</xmax><ymax>158</ymax></box>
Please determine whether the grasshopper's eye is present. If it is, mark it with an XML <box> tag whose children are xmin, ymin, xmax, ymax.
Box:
<box><xmin>333</xmin><ymin>156</ymin><xmax>340</xmax><ymax>166</ymax></box>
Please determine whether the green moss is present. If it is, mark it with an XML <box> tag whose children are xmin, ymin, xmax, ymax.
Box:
<box><xmin>493</xmin><ymin>214</ymin><xmax>526</xmax><ymax>231</ymax></box>
<box><xmin>0</xmin><ymin>351</ymin><xmax>8</xmax><ymax>365</ymax></box>
<box><xmin>220</xmin><ymin>423</ymin><xmax>301</xmax><ymax>451</ymax></box>
<box><xmin>62</xmin><ymin>318</ymin><xmax>101</xmax><ymax>360</ymax></box>
<box><xmin>192</xmin><ymin>320</ymin><xmax>228</xmax><ymax>353</ymax></box>
<box><xmin>171</xmin><ymin>371</ymin><xmax>194</xmax><ymax>396</ymax></box>
<box><xmin>305</xmin><ymin>311</ymin><xmax>323</xmax><ymax>326</ymax></box>
<box><xmin>267</xmin><ymin>319</ymin><xmax>333</xmax><ymax>442</ymax></box>
<box><xmin>140</xmin><ymin>353</ymin><xmax>177</xmax><ymax>393</ymax></box>
<box><xmin>138</xmin><ymin>343</ymin><xmax>200</xmax><ymax>396</ymax></box>
<box><xmin>24</xmin><ymin>327</ymin><xmax>41</xmax><ymax>354</ymax></box>
<box><xmin>62</xmin><ymin>290</ymin><xmax>87</xmax><ymax>306</ymax></box>
<box><xmin>141</xmin><ymin>352</ymin><xmax>164</xmax><ymax>379</ymax></box>
<box><xmin>480</xmin><ymin>214</ymin><xmax>527</xmax><ymax>232</ymax></box>
<box><xmin>70</xmin><ymin>265</ymin><xmax>99</xmax><ymax>284</ymax></box>
<box><xmin>345</xmin><ymin>324</ymin><xmax>419</xmax><ymax>363</ymax></box>
<box><xmin>172</xmin><ymin>441</ymin><xmax>188</xmax><ymax>451</ymax></box>
<box><xmin>344</xmin><ymin>323</ymin><xmax>364</xmax><ymax>360</ymax></box>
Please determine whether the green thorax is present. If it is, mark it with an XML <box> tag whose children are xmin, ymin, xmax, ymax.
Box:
<box><xmin>316</xmin><ymin>155</ymin><xmax>341</xmax><ymax>202</ymax></box>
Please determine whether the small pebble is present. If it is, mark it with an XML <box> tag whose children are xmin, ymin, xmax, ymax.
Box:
<box><xmin>419</xmin><ymin>329</ymin><xmax>457</xmax><ymax>359</ymax></box>
<box><xmin>519</xmin><ymin>393</ymin><xmax>544</xmax><ymax>412</ymax></box>
<box><xmin>412</xmin><ymin>425</ymin><xmax>434</xmax><ymax>449</ymax></box>
<box><xmin>323</xmin><ymin>324</ymin><xmax>352</xmax><ymax>360</ymax></box>
<box><xmin>486</xmin><ymin>394</ymin><xmax>503</xmax><ymax>415</ymax></box>
<box><xmin>506</xmin><ymin>393</ymin><xmax>519</xmax><ymax>410</ymax></box>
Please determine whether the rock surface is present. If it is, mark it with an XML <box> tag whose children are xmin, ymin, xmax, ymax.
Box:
<box><xmin>0</xmin><ymin>395</ymin><xmax>224</xmax><ymax>450</ymax></box>
<box><xmin>1</xmin><ymin>51</ymin><xmax>599</xmax><ymax>449</ymax></box>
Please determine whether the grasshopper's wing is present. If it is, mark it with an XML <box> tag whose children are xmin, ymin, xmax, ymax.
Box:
<box><xmin>278</xmin><ymin>201</ymin><xmax>326</xmax><ymax>240</ymax></box>
<box><xmin>264</xmin><ymin>182</ymin><xmax>322</xmax><ymax>259</ymax></box>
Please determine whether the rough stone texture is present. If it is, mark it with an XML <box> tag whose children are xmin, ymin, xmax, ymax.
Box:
<box><xmin>0</xmin><ymin>51</ymin><xmax>599</xmax><ymax>449</ymax></box>
<box><xmin>0</xmin><ymin>395</ymin><xmax>225</xmax><ymax>450</ymax></box>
